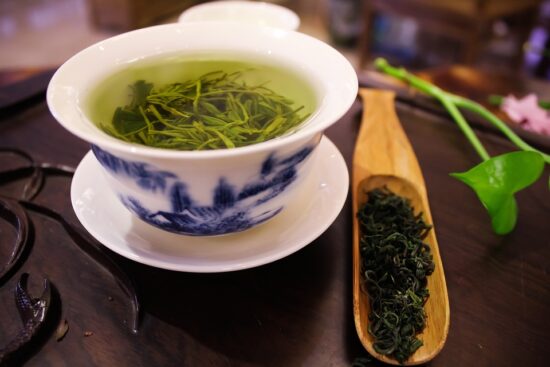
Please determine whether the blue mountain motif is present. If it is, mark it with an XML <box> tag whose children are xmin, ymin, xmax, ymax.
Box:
<box><xmin>170</xmin><ymin>182</ymin><xmax>192</xmax><ymax>212</ymax></box>
<box><xmin>94</xmin><ymin>145</ymin><xmax>314</xmax><ymax>235</ymax></box>
<box><xmin>92</xmin><ymin>145</ymin><xmax>176</xmax><ymax>192</ymax></box>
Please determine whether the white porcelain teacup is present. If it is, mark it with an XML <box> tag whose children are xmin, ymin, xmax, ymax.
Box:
<box><xmin>47</xmin><ymin>22</ymin><xmax>357</xmax><ymax>236</ymax></box>
<box><xmin>178</xmin><ymin>1</ymin><xmax>300</xmax><ymax>31</ymax></box>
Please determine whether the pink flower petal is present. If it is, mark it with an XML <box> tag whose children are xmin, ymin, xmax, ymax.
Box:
<box><xmin>501</xmin><ymin>94</ymin><xmax>550</xmax><ymax>136</ymax></box>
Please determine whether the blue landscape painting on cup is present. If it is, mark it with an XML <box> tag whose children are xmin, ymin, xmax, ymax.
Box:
<box><xmin>92</xmin><ymin>145</ymin><xmax>314</xmax><ymax>235</ymax></box>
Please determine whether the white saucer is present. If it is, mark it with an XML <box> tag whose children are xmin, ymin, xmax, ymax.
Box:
<box><xmin>70</xmin><ymin>136</ymin><xmax>349</xmax><ymax>273</ymax></box>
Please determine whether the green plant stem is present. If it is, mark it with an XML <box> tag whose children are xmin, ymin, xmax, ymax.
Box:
<box><xmin>374</xmin><ymin>58</ymin><xmax>490</xmax><ymax>161</ymax></box>
<box><xmin>450</xmin><ymin>94</ymin><xmax>550</xmax><ymax>164</ymax></box>
<box><xmin>375</xmin><ymin>58</ymin><xmax>550</xmax><ymax>164</ymax></box>
<box><xmin>439</xmin><ymin>95</ymin><xmax>491</xmax><ymax>161</ymax></box>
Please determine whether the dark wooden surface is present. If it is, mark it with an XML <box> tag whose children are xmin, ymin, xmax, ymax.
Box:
<box><xmin>0</xmin><ymin>78</ymin><xmax>549</xmax><ymax>366</ymax></box>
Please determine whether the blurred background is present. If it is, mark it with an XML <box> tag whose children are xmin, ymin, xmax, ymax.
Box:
<box><xmin>1</xmin><ymin>0</ymin><xmax>549</xmax><ymax>88</ymax></box>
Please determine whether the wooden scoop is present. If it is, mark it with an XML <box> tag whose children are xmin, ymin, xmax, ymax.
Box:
<box><xmin>352</xmin><ymin>89</ymin><xmax>450</xmax><ymax>365</ymax></box>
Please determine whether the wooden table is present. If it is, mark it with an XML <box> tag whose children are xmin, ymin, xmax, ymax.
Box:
<box><xmin>0</xmin><ymin>71</ymin><xmax>548</xmax><ymax>366</ymax></box>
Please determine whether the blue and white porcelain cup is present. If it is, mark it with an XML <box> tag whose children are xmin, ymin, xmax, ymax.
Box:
<box><xmin>47</xmin><ymin>22</ymin><xmax>357</xmax><ymax>236</ymax></box>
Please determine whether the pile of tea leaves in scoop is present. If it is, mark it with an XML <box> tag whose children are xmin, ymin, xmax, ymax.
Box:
<box><xmin>357</xmin><ymin>187</ymin><xmax>435</xmax><ymax>363</ymax></box>
<box><xmin>100</xmin><ymin>70</ymin><xmax>310</xmax><ymax>150</ymax></box>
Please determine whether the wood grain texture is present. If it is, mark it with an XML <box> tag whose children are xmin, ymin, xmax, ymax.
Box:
<box><xmin>353</xmin><ymin>89</ymin><xmax>450</xmax><ymax>365</ymax></box>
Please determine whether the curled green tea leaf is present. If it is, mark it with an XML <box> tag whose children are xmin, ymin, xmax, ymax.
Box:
<box><xmin>358</xmin><ymin>188</ymin><xmax>434</xmax><ymax>363</ymax></box>
<box><xmin>450</xmin><ymin>151</ymin><xmax>544</xmax><ymax>234</ymax></box>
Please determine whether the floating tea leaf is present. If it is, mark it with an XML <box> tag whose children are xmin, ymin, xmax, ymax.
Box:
<box><xmin>89</xmin><ymin>56</ymin><xmax>316</xmax><ymax>151</ymax></box>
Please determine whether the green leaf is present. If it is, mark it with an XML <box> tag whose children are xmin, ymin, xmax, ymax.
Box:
<box><xmin>130</xmin><ymin>80</ymin><xmax>153</xmax><ymax>108</ymax></box>
<box><xmin>112</xmin><ymin>107</ymin><xmax>147</xmax><ymax>135</ymax></box>
<box><xmin>450</xmin><ymin>151</ymin><xmax>545</xmax><ymax>235</ymax></box>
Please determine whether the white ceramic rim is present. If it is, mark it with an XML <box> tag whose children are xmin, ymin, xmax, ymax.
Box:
<box><xmin>47</xmin><ymin>23</ymin><xmax>358</xmax><ymax>160</ymax></box>
<box><xmin>178</xmin><ymin>1</ymin><xmax>300</xmax><ymax>31</ymax></box>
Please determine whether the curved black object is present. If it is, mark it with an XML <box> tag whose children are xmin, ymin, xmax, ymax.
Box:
<box><xmin>0</xmin><ymin>273</ymin><xmax>51</xmax><ymax>364</ymax></box>
<box><xmin>0</xmin><ymin>197</ymin><xmax>29</xmax><ymax>284</ymax></box>
<box><xmin>21</xmin><ymin>201</ymin><xmax>140</xmax><ymax>334</ymax></box>
<box><xmin>0</xmin><ymin>148</ymin><xmax>140</xmax><ymax>341</ymax></box>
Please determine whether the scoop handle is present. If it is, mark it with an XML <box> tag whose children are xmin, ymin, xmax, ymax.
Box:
<box><xmin>354</xmin><ymin>89</ymin><xmax>426</xmax><ymax>195</ymax></box>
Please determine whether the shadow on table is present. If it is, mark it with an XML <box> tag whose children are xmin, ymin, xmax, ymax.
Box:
<box><xmin>131</xmin><ymin>228</ymin><xmax>337</xmax><ymax>366</ymax></box>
